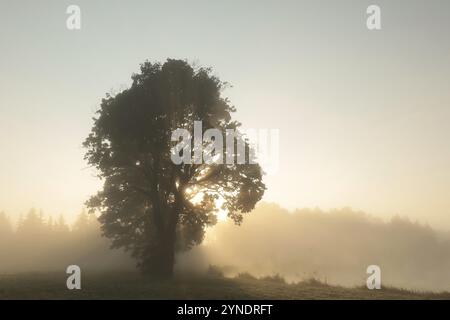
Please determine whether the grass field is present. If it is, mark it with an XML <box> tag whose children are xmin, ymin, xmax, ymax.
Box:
<box><xmin>0</xmin><ymin>271</ymin><xmax>449</xmax><ymax>300</ymax></box>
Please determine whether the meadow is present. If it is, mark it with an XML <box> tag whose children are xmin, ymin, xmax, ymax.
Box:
<box><xmin>1</xmin><ymin>271</ymin><xmax>449</xmax><ymax>300</ymax></box>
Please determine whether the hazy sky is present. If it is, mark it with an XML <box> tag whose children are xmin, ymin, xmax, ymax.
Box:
<box><xmin>0</xmin><ymin>0</ymin><xmax>449</xmax><ymax>227</ymax></box>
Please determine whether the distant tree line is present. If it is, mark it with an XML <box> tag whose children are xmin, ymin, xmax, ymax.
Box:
<box><xmin>0</xmin><ymin>209</ymin><xmax>133</xmax><ymax>273</ymax></box>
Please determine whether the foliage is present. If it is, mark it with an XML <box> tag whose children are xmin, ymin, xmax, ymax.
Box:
<box><xmin>83</xmin><ymin>59</ymin><xmax>265</xmax><ymax>276</ymax></box>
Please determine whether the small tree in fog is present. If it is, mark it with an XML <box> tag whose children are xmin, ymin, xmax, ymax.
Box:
<box><xmin>0</xmin><ymin>212</ymin><xmax>13</xmax><ymax>239</ymax></box>
<box><xmin>16</xmin><ymin>209</ymin><xmax>46</xmax><ymax>236</ymax></box>
<box><xmin>84</xmin><ymin>59</ymin><xmax>265</xmax><ymax>278</ymax></box>
<box><xmin>73</xmin><ymin>209</ymin><xmax>99</xmax><ymax>237</ymax></box>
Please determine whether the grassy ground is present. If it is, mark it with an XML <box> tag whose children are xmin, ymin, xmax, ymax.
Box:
<box><xmin>0</xmin><ymin>271</ymin><xmax>449</xmax><ymax>300</ymax></box>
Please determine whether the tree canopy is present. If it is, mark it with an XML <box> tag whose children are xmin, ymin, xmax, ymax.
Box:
<box><xmin>84</xmin><ymin>59</ymin><xmax>265</xmax><ymax>277</ymax></box>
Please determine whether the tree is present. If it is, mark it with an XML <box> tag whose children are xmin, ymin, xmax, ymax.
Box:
<box><xmin>0</xmin><ymin>211</ymin><xmax>13</xmax><ymax>240</ymax></box>
<box><xmin>84</xmin><ymin>59</ymin><xmax>265</xmax><ymax>278</ymax></box>
<box><xmin>16</xmin><ymin>208</ymin><xmax>46</xmax><ymax>236</ymax></box>
<box><xmin>73</xmin><ymin>209</ymin><xmax>99</xmax><ymax>235</ymax></box>
<box><xmin>54</xmin><ymin>215</ymin><xmax>70</xmax><ymax>234</ymax></box>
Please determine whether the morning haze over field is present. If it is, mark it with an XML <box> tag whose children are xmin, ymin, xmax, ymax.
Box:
<box><xmin>0</xmin><ymin>0</ymin><xmax>450</xmax><ymax>296</ymax></box>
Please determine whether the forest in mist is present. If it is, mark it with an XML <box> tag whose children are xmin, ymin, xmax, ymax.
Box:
<box><xmin>0</xmin><ymin>209</ymin><xmax>134</xmax><ymax>272</ymax></box>
<box><xmin>1</xmin><ymin>204</ymin><xmax>450</xmax><ymax>291</ymax></box>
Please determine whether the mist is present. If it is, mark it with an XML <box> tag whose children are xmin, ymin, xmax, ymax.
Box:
<box><xmin>2</xmin><ymin>204</ymin><xmax>450</xmax><ymax>292</ymax></box>
<box><xmin>178</xmin><ymin>203</ymin><xmax>450</xmax><ymax>292</ymax></box>
<box><xmin>0</xmin><ymin>209</ymin><xmax>134</xmax><ymax>273</ymax></box>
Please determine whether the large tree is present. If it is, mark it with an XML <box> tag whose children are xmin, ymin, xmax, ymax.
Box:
<box><xmin>84</xmin><ymin>59</ymin><xmax>265</xmax><ymax>278</ymax></box>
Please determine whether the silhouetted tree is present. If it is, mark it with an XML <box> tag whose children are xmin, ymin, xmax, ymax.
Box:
<box><xmin>0</xmin><ymin>211</ymin><xmax>13</xmax><ymax>239</ymax></box>
<box><xmin>46</xmin><ymin>216</ymin><xmax>54</xmax><ymax>231</ymax></box>
<box><xmin>84</xmin><ymin>59</ymin><xmax>265</xmax><ymax>277</ymax></box>
<box><xmin>54</xmin><ymin>215</ymin><xmax>70</xmax><ymax>234</ymax></box>
<box><xmin>73</xmin><ymin>209</ymin><xmax>98</xmax><ymax>235</ymax></box>
<box><xmin>17</xmin><ymin>208</ymin><xmax>46</xmax><ymax>236</ymax></box>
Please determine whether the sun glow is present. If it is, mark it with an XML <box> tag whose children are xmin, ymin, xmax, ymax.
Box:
<box><xmin>215</xmin><ymin>197</ymin><xmax>228</xmax><ymax>222</ymax></box>
<box><xmin>188</xmin><ymin>191</ymin><xmax>228</xmax><ymax>223</ymax></box>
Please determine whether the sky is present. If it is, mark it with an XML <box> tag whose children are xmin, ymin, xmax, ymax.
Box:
<box><xmin>0</xmin><ymin>0</ymin><xmax>449</xmax><ymax>227</ymax></box>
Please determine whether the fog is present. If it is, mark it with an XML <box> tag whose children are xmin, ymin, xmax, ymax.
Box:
<box><xmin>1</xmin><ymin>204</ymin><xmax>450</xmax><ymax>291</ymax></box>
<box><xmin>178</xmin><ymin>203</ymin><xmax>450</xmax><ymax>292</ymax></box>
<box><xmin>0</xmin><ymin>209</ymin><xmax>134</xmax><ymax>273</ymax></box>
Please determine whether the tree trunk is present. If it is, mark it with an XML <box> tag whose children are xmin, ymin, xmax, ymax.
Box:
<box><xmin>142</xmin><ymin>210</ymin><xmax>178</xmax><ymax>279</ymax></box>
